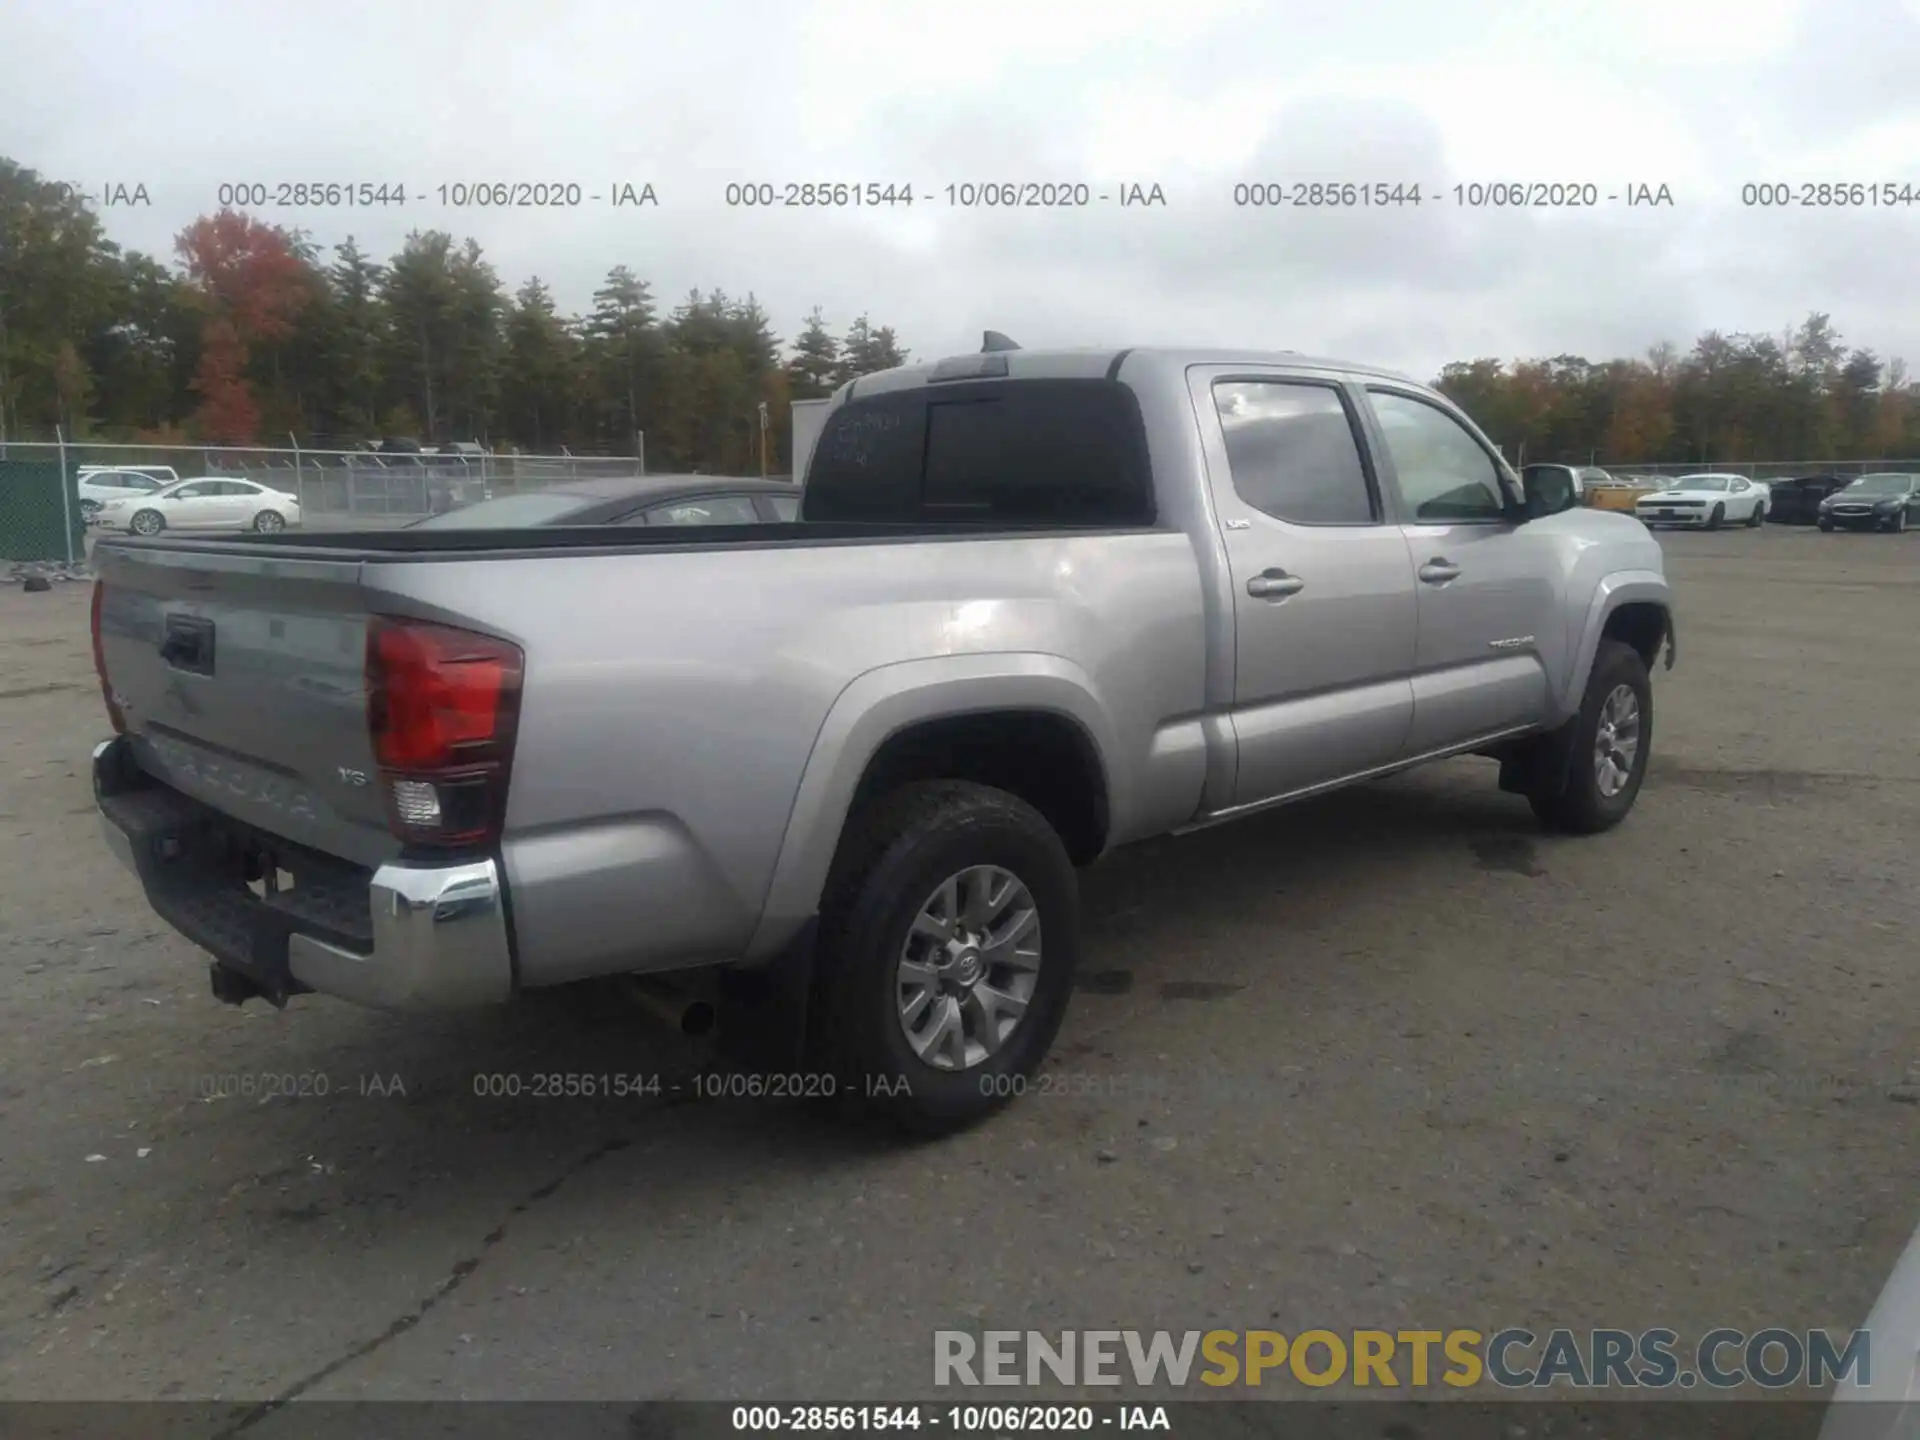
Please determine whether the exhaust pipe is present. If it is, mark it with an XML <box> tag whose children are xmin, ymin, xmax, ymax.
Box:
<box><xmin>622</xmin><ymin>975</ymin><xmax>717</xmax><ymax>1037</ymax></box>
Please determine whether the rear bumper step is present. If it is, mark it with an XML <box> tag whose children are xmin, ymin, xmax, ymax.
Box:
<box><xmin>94</xmin><ymin>737</ymin><xmax>513</xmax><ymax>1010</ymax></box>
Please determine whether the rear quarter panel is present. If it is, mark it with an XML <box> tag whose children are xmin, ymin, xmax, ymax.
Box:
<box><xmin>369</xmin><ymin>530</ymin><xmax>1210</xmax><ymax>983</ymax></box>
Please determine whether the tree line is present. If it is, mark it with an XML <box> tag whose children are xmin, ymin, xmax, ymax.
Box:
<box><xmin>1436</xmin><ymin>315</ymin><xmax>1920</xmax><ymax>467</ymax></box>
<box><xmin>4</xmin><ymin>156</ymin><xmax>1917</xmax><ymax>469</ymax></box>
<box><xmin>0</xmin><ymin>158</ymin><xmax>906</xmax><ymax>471</ymax></box>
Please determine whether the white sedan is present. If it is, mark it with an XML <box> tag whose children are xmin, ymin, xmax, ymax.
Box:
<box><xmin>96</xmin><ymin>477</ymin><xmax>302</xmax><ymax>535</ymax></box>
<box><xmin>1632</xmin><ymin>473</ymin><xmax>1769</xmax><ymax>529</ymax></box>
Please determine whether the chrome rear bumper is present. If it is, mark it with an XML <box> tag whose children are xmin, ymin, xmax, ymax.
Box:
<box><xmin>94</xmin><ymin>737</ymin><xmax>513</xmax><ymax>1010</ymax></box>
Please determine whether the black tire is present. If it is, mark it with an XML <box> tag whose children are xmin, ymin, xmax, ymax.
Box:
<box><xmin>1707</xmin><ymin>502</ymin><xmax>1725</xmax><ymax>530</ymax></box>
<box><xmin>811</xmin><ymin>780</ymin><xmax>1080</xmax><ymax>1135</ymax></box>
<box><xmin>253</xmin><ymin>509</ymin><xmax>286</xmax><ymax>532</ymax></box>
<box><xmin>1527</xmin><ymin>639</ymin><xmax>1653</xmax><ymax>835</ymax></box>
<box><xmin>1818</xmin><ymin>517</ymin><xmax>1834</xmax><ymax>532</ymax></box>
<box><xmin>1892</xmin><ymin>510</ymin><xmax>1908</xmax><ymax>534</ymax></box>
<box><xmin>1747</xmin><ymin>502</ymin><xmax>1764</xmax><ymax>527</ymax></box>
<box><xmin>129</xmin><ymin>509</ymin><xmax>164</xmax><ymax>536</ymax></box>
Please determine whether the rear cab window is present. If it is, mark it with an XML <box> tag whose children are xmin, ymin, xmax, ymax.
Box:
<box><xmin>801</xmin><ymin>379</ymin><xmax>1155</xmax><ymax>527</ymax></box>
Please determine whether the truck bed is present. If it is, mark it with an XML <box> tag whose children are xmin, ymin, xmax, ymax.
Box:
<box><xmin>90</xmin><ymin>518</ymin><xmax>1208</xmax><ymax>985</ymax></box>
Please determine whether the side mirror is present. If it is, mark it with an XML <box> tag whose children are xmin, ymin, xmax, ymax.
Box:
<box><xmin>1522</xmin><ymin>467</ymin><xmax>1579</xmax><ymax>519</ymax></box>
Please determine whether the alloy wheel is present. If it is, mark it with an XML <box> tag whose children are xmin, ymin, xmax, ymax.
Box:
<box><xmin>894</xmin><ymin>865</ymin><xmax>1043</xmax><ymax>1072</ymax></box>
<box><xmin>1594</xmin><ymin>684</ymin><xmax>1641</xmax><ymax>798</ymax></box>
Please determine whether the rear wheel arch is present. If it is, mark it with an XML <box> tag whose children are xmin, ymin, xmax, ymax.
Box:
<box><xmin>745</xmin><ymin>663</ymin><xmax>1122</xmax><ymax>962</ymax></box>
<box><xmin>839</xmin><ymin>708</ymin><xmax>1111</xmax><ymax>867</ymax></box>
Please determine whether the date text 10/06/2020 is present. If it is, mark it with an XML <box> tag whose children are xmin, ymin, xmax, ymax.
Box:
<box><xmin>465</xmin><ymin>1071</ymin><xmax>911</xmax><ymax>1101</ymax></box>
<box><xmin>731</xmin><ymin>1406</ymin><xmax>1171</xmax><ymax>1432</ymax></box>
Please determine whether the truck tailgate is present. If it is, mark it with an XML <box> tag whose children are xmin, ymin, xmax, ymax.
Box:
<box><xmin>94</xmin><ymin>542</ymin><xmax>397</xmax><ymax>870</ymax></box>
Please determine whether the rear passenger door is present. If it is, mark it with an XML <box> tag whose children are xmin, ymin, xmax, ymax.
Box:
<box><xmin>163</xmin><ymin>481</ymin><xmax>224</xmax><ymax>527</ymax></box>
<box><xmin>1188</xmin><ymin>367</ymin><xmax>1419</xmax><ymax>807</ymax></box>
<box><xmin>207</xmin><ymin>481</ymin><xmax>259</xmax><ymax>527</ymax></box>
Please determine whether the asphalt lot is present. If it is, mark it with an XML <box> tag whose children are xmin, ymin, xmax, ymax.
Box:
<box><xmin>1</xmin><ymin>524</ymin><xmax>1915</xmax><ymax>1417</ymax></box>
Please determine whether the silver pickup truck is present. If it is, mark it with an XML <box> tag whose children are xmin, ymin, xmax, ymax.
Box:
<box><xmin>90</xmin><ymin>340</ymin><xmax>1675</xmax><ymax>1129</ymax></box>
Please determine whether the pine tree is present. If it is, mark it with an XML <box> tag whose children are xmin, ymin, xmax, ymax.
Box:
<box><xmin>583</xmin><ymin>265</ymin><xmax>659</xmax><ymax>453</ymax></box>
<box><xmin>787</xmin><ymin>307</ymin><xmax>839</xmax><ymax>396</ymax></box>
<box><xmin>502</xmin><ymin>276</ymin><xmax>578</xmax><ymax>451</ymax></box>
<box><xmin>326</xmin><ymin>238</ymin><xmax>387</xmax><ymax>439</ymax></box>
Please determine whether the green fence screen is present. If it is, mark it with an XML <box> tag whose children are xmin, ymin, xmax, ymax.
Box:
<box><xmin>0</xmin><ymin>460</ymin><xmax>86</xmax><ymax>563</ymax></box>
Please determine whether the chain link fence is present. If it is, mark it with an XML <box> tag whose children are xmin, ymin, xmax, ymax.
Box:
<box><xmin>0</xmin><ymin>459</ymin><xmax>86</xmax><ymax>574</ymax></box>
<box><xmin>0</xmin><ymin>439</ymin><xmax>648</xmax><ymax>528</ymax></box>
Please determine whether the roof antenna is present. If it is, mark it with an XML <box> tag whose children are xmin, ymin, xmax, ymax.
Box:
<box><xmin>981</xmin><ymin>330</ymin><xmax>1021</xmax><ymax>353</ymax></box>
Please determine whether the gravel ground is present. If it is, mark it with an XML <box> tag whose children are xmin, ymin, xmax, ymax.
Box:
<box><xmin>0</xmin><ymin>525</ymin><xmax>1915</xmax><ymax>1420</ymax></box>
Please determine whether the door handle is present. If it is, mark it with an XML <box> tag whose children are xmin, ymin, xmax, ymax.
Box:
<box><xmin>1246</xmin><ymin>569</ymin><xmax>1305</xmax><ymax>600</ymax></box>
<box><xmin>1418</xmin><ymin>558</ymin><xmax>1461</xmax><ymax>585</ymax></box>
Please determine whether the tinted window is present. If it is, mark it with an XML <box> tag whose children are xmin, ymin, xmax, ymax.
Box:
<box><xmin>643</xmin><ymin>494</ymin><xmax>763</xmax><ymax>526</ymax></box>
<box><xmin>766</xmin><ymin>493</ymin><xmax>800</xmax><ymax>520</ymax></box>
<box><xmin>1368</xmin><ymin>391</ymin><xmax>1509</xmax><ymax>521</ymax></box>
<box><xmin>1213</xmin><ymin>381</ymin><xmax>1375</xmax><ymax>524</ymax></box>
<box><xmin>803</xmin><ymin>380</ymin><xmax>1153</xmax><ymax>526</ymax></box>
<box><xmin>802</xmin><ymin>392</ymin><xmax>929</xmax><ymax>522</ymax></box>
<box><xmin>923</xmin><ymin>383</ymin><xmax>1150</xmax><ymax>525</ymax></box>
<box><xmin>171</xmin><ymin>482</ymin><xmax>214</xmax><ymax>498</ymax></box>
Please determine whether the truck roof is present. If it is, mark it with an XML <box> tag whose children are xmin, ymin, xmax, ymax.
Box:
<box><xmin>840</xmin><ymin>345</ymin><xmax>1422</xmax><ymax>399</ymax></box>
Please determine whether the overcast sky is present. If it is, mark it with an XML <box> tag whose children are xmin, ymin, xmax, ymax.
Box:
<box><xmin>8</xmin><ymin>0</ymin><xmax>1920</xmax><ymax>380</ymax></box>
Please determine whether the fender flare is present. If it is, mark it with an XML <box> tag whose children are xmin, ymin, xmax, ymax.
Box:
<box><xmin>742</xmin><ymin>652</ymin><xmax>1121</xmax><ymax>962</ymax></box>
<box><xmin>1553</xmin><ymin>570</ymin><xmax>1672</xmax><ymax>723</ymax></box>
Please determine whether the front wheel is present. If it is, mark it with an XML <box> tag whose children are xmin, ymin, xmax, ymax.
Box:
<box><xmin>1707</xmin><ymin>502</ymin><xmax>1726</xmax><ymax>530</ymax></box>
<box><xmin>1527</xmin><ymin>640</ymin><xmax>1653</xmax><ymax>835</ymax></box>
<box><xmin>812</xmin><ymin>780</ymin><xmax>1080</xmax><ymax>1134</ymax></box>
<box><xmin>1818</xmin><ymin>517</ymin><xmax>1834</xmax><ymax>532</ymax></box>
<box><xmin>1891</xmin><ymin>510</ymin><xmax>1908</xmax><ymax>534</ymax></box>
<box><xmin>129</xmin><ymin>509</ymin><xmax>164</xmax><ymax>536</ymax></box>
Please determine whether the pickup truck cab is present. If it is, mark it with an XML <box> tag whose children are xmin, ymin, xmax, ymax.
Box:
<box><xmin>90</xmin><ymin>340</ymin><xmax>1675</xmax><ymax>1130</ymax></box>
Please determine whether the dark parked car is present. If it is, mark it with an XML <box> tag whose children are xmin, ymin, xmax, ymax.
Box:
<box><xmin>1523</xmin><ymin>463</ymin><xmax>1613</xmax><ymax>500</ymax></box>
<box><xmin>406</xmin><ymin>473</ymin><xmax>801</xmax><ymax>529</ymax></box>
<box><xmin>1818</xmin><ymin>473</ymin><xmax>1920</xmax><ymax>532</ymax></box>
<box><xmin>1768</xmin><ymin>473</ymin><xmax>1853</xmax><ymax>525</ymax></box>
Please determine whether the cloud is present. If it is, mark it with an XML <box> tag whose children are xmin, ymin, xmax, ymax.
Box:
<box><xmin>9</xmin><ymin>0</ymin><xmax>1919</xmax><ymax>379</ymax></box>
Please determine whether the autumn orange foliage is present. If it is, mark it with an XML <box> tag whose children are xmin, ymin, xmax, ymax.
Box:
<box><xmin>174</xmin><ymin>210</ymin><xmax>309</xmax><ymax>443</ymax></box>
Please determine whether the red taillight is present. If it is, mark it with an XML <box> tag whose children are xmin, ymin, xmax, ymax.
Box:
<box><xmin>91</xmin><ymin>582</ymin><xmax>125</xmax><ymax>734</ymax></box>
<box><xmin>365</xmin><ymin>616</ymin><xmax>523</xmax><ymax>847</ymax></box>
